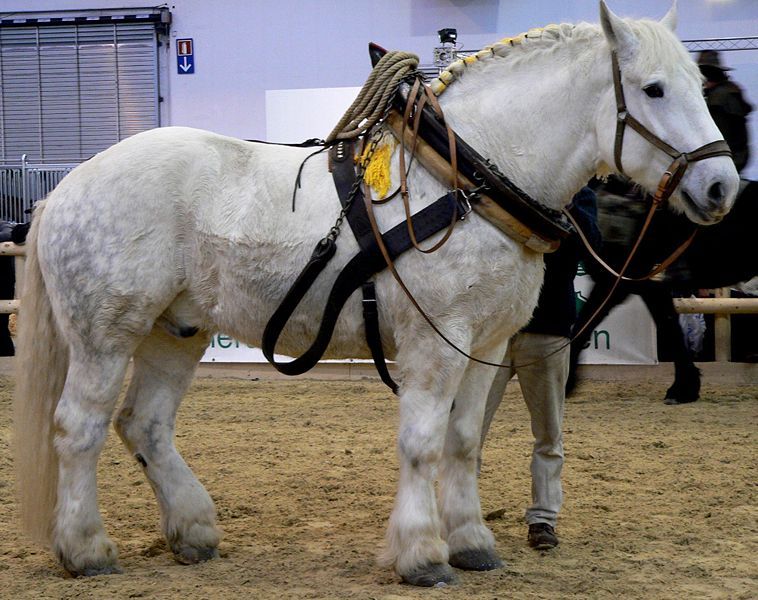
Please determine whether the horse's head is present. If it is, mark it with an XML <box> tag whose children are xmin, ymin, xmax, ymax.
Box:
<box><xmin>596</xmin><ymin>1</ymin><xmax>739</xmax><ymax>225</ymax></box>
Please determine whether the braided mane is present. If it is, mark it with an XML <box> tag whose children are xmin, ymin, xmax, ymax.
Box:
<box><xmin>430</xmin><ymin>16</ymin><xmax>700</xmax><ymax>96</ymax></box>
<box><xmin>430</xmin><ymin>23</ymin><xmax>587</xmax><ymax>95</ymax></box>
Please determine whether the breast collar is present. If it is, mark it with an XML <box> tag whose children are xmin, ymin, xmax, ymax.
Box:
<box><xmin>389</xmin><ymin>84</ymin><xmax>574</xmax><ymax>251</ymax></box>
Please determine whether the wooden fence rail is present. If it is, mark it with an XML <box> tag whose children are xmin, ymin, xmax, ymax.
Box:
<box><xmin>0</xmin><ymin>241</ymin><xmax>25</xmax><ymax>257</ymax></box>
<box><xmin>673</xmin><ymin>297</ymin><xmax>758</xmax><ymax>313</ymax></box>
<box><xmin>0</xmin><ymin>300</ymin><xmax>18</xmax><ymax>313</ymax></box>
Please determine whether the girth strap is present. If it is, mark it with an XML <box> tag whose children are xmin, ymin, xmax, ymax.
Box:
<box><xmin>332</xmin><ymin>140</ymin><xmax>399</xmax><ymax>392</ymax></box>
<box><xmin>361</xmin><ymin>281</ymin><xmax>398</xmax><ymax>393</ymax></box>
<box><xmin>261</xmin><ymin>188</ymin><xmax>459</xmax><ymax>380</ymax></box>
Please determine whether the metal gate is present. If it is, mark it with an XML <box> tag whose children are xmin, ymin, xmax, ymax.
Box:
<box><xmin>0</xmin><ymin>155</ymin><xmax>76</xmax><ymax>223</ymax></box>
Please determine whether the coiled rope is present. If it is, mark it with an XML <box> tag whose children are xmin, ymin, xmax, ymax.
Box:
<box><xmin>326</xmin><ymin>51</ymin><xmax>420</xmax><ymax>142</ymax></box>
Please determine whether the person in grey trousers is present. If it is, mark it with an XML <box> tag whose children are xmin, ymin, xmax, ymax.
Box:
<box><xmin>480</xmin><ymin>186</ymin><xmax>600</xmax><ymax>549</ymax></box>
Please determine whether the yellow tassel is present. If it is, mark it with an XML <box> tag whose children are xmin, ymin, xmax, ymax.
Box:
<box><xmin>358</xmin><ymin>136</ymin><xmax>395</xmax><ymax>198</ymax></box>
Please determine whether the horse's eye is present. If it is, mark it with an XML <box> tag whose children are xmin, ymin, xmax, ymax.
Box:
<box><xmin>643</xmin><ymin>84</ymin><xmax>664</xmax><ymax>98</ymax></box>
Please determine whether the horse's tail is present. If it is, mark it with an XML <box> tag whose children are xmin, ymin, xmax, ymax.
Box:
<box><xmin>13</xmin><ymin>199</ymin><xmax>68</xmax><ymax>544</ymax></box>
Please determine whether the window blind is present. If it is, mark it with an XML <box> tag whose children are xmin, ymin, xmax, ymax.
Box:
<box><xmin>0</xmin><ymin>19</ymin><xmax>160</xmax><ymax>162</ymax></box>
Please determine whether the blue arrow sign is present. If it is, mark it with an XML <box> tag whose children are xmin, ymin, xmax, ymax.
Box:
<box><xmin>176</xmin><ymin>38</ymin><xmax>195</xmax><ymax>74</ymax></box>
<box><xmin>177</xmin><ymin>55</ymin><xmax>194</xmax><ymax>74</ymax></box>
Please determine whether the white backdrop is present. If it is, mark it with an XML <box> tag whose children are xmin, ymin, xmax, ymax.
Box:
<box><xmin>572</xmin><ymin>267</ymin><xmax>657</xmax><ymax>365</ymax></box>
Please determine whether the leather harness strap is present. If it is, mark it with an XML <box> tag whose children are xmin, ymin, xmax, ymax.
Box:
<box><xmin>360</xmin><ymin>281</ymin><xmax>397</xmax><ymax>393</ymax></box>
<box><xmin>391</xmin><ymin>84</ymin><xmax>574</xmax><ymax>245</ymax></box>
<box><xmin>260</xmin><ymin>194</ymin><xmax>459</xmax><ymax>380</ymax></box>
<box><xmin>385</xmin><ymin>111</ymin><xmax>559</xmax><ymax>252</ymax></box>
<box><xmin>261</xmin><ymin>141</ymin><xmax>463</xmax><ymax>390</ymax></box>
<box><xmin>360</xmin><ymin>84</ymin><xmax>555</xmax><ymax>371</ymax></box>
<box><xmin>397</xmin><ymin>78</ymin><xmax>460</xmax><ymax>254</ymax></box>
<box><xmin>332</xmin><ymin>140</ymin><xmax>399</xmax><ymax>393</ymax></box>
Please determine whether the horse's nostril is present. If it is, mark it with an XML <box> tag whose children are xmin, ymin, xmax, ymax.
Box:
<box><xmin>708</xmin><ymin>181</ymin><xmax>723</xmax><ymax>202</ymax></box>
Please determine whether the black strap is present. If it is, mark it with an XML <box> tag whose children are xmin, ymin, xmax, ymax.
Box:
<box><xmin>243</xmin><ymin>137</ymin><xmax>328</xmax><ymax>147</ymax></box>
<box><xmin>261</xmin><ymin>193</ymin><xmax>458</xmax><ymax>377</ymax></box>
<box><xmin>331</xmin><ymin>141</ymin><xmax>382</xmax><ymax>252</ymax></box>
<box><xmin>332</xmin><ymin>141</ymin><xmax>400</xmax><ymax>392</ymax></box>
<box><xmin>362</xmin><ymin>282</ymin><xmax>398</xmax><ymax>394</ymax></box>
<box><xmin>261</xmin><ymin>237</ymin><xmax>337</xmax><ymax>369</ymax></box>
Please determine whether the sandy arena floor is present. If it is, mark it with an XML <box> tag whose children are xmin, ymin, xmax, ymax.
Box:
<box><xmin>0</xmin><ymin>375</ymin><xmax>755</xmax><ymax>599</ymax></box>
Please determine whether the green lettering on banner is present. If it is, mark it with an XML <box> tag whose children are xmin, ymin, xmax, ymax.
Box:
<box><xmin>581</xmin><ymin>329</ymin><xmax>611</xmax><ymax>351</ymax></box>
<box><xmin>216</xmin><ymin>334</ymin><xmax>237</xmax><ymax>349</ymax></box>
<box><xmin>209</xmin><ymin>334</ymin><xmax>257</xmax><ymax>350</ymax></box>
<box><xmin>593</xmin><ymin>329</ymin><xmax>610</xmax><ymax>350</ymax></box>
<box><xmin>574</xmin><ymin>289</ymin><xmax>615</xmax><ymax>353</ymax></box>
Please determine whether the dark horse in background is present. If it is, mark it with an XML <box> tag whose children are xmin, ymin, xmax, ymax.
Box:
<box><xmin>568</xmin><ymin>177</ymin><xmax>757</xmax><ymax>405</ymax></box>
<box><xmin>0</xmin><ymin>221</ymin><xmax>17</xmax><ymax>356</ymax></box>
<box><xmin>0</xmin><ymin>219</ymin><xmax>28</xmax><ymax>356</ymax></box>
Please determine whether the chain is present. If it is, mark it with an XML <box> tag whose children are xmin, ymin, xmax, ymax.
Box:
<box><xmin>326</xmin><ymin>76</ymin><xmax>420</xmax><ymax>242</ymax></box>
<box><xmin>481</xmin><ymin>158</ymin><xmax>505</xmax><ymax>181</ymax></box>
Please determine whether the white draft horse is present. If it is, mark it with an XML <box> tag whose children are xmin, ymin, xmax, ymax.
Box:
<box><xmin>13</xmin><ymin>1</ymin><xmax>738</xmax><ymax>586</ymax></box>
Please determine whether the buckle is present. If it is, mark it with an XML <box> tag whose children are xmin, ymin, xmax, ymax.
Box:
<box><xmin>362</xmin><ymin>294</ymin><xmax>378</xmax><ymax>317</ymax></box>
<box><xmin>454</xmin><ymin>189</ymin><xmax>474</xmax><ymax>220</ymax></box>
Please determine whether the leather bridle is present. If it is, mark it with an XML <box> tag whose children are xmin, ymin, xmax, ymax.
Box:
<box><xmin>611</xmin><ymin>50</ymin><xmax>732</xmax><ymax>207</ymax></box>
<box><xmin>560</xmin><ymin>50</ymin><xmax>735</xmax><ymax>355</ymax></box>
<box><xmin>567</xmin><ymin>50</ymin><xmax>734</xmax><ymax>284</ymax></box>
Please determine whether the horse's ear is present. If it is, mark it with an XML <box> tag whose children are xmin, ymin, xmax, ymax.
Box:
<box><xmin>369</xmin><ymin>42</ymin><xmax>388</xmax><ymax>68</ymax></box>
<box><xmin>599</xmin><ymin>0</ymin><xmax>640</xmax><ymax>62</ymax></box>
<box><xmin>660</xmin><ymin>1</ymin><xmax>678</xmax><ymax>32</ymax></box>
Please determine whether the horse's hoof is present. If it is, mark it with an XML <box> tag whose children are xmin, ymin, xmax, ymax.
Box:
<box><xmin>68</xmin><ymin>563</ymin><xmax>123</xmax><ymax>577</ymax></box>
<box><xmin>449</xmin><ymin>547</ymin><xmax>504</xmax><ymax>571</ymax></box>
<box><xmin>665</xmin><ymin>367</ymin><xmax>701</xmax><ymax>405</ymax></box>
<box><xmin>664</xmin><ymin>397</ymin><xmax>698</xmax><ymax>405</ymax></box>
<box><xmin>664</xmin><ymin>390</ymin><xmax>698</xmax><ymax>405</ymax></box>
<box><xmin>401</xmin><ymin>562</ymin><xmax>457</xmax><ymax>587</ymax></box>
<box><xmin>173</xmin><ymin>545</ymin><xmax>219</xmax><ymax>565</ymax></box>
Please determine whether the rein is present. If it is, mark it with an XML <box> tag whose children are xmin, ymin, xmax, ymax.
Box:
<box><xmin>563</xmin><ymin>201</ymin><xmax>696</xmax><ymax>283</ymax></box>
<box><xmin>362</xmin><ymin>49</ymin><xmax>734</xmax><ymax>373</ymax></box>
<box><xmin>357</xmin><ymin>79</ymin><xmax>575</xmax><ymax>372</ymax></box>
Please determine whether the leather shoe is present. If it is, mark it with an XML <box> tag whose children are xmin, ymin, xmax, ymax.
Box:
<box><xmin>528</xmin><ymin>523</ymin><xmax>559</xmax><ymax>549</ymax></box>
